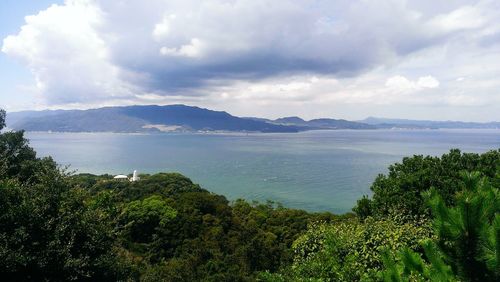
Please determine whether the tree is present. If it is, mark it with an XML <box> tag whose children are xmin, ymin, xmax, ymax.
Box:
<box><xmin>428</xmin><ymin>171</ymin><xmax>499</xmax><ymax>281</ymax></box>
<box><xmin>381</xmin><ymin>240</ymin><xmax>456</xmax><ymax>282</ymax></box>
<box><xmin>119</xmin><ymin>195</ymin><xmax>177</xmax><ymax>243</ymax></box>
<box><xmin>381</xmin><ymin>171</ymin><xmax>500</xmax><ymax>282</ymax></box>
<box><xmin>352</xmin><ymin>195</ymin><xmax>372</xmax><ymax>219</ymax></box>
<box><xmin>0</xmin><ymin>109</ymin><xmax>5</xmax><ymax>130</ymax></box>
<box><xmin>357</xmin><ymin>149</ymin><xmax>500</xmax><ymax>219</ymax></box>
<box><xmin>0</xmin><ymin>109</ymin><xmax>130</xmax><ymax>280</ymax></box>
<box><xmin>0</xmin><ymin>180</ymin><xmax>129</xmax><ymax>280</ymax></box>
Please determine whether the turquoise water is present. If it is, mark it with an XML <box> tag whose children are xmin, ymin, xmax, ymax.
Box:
<box><xmin>26</xmin><ymin>129</ymin><xmax>499</xmax><ymax>213</ymax></box>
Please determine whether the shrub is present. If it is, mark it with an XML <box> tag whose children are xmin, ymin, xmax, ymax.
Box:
<box><xmin>268</xmin><ymin>216</ymin><xmax>433</xmax><ymax>281</ymax></box>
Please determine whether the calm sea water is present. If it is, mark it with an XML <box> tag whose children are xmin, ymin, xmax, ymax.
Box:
<box><xmin>26</xmin><ymin>129</ymin><xmax>499</xmax><ymax>213</ymax></box>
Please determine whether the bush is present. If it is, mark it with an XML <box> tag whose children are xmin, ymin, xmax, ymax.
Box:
<box><xmin>266</xmin><ymin>216</ymin><xmax>433</xmax><ymax>281</ymax></box>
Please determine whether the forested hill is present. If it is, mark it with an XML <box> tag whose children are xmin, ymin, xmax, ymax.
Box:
<box><xmin>271</xmin><ymin>116</ymin><xmax>376</xmax><ymax>129</ymax></box>
<box><xmin>7</xmin><ymin>104</ymin><xmax>376</xmax><ymax>133</ymax></box>
<box><xmin>9</xmin><ymin>105</ymin><xmax>496</xmax><ymax>133</ymax></box>
<box><xmin>7</xmin><ymin>105</ymin><xmax>301</xmax><ymax>133</ymax></box>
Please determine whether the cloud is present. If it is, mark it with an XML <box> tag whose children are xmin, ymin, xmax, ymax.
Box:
<box><xmin>428</xmin><ymin>5</ymin><xmax>485</xmax><ymax>33</ymax></box>
<box><xmin>152</xmin><ymin>14</ymin><xmax>175</xmax><ymax>41</ymax></box>
<box><xmin>385</xmin><ymin>75</ymin><xmax>439</xmax><ymax>91</ymax></box>
<box><xmin>1</xmin><ymin>0</ymin><xmax>139</xmax><ymax>104</ymax></box>
<box><xmin>160</xmin><ymin>38</ymin><xmax>205</xmax><ymax>58</ymax></box>
<box><xmin>1</xmin><ymin>0</ymin><xmax>453</xmax><ymax>101</ymax></box>
<box><xmin>1</xmin><ymin>0</ymin><xmax>500</xmax><ymax>121</ymax></box>
<box><xmin>385</xmin><ymin>76</ymin><xmax>417</xmax><ymax>91</ymax></box>
<box><xmin>417</xmin><ymin>76</ymin><xmax>440</xmax><ymax>88</ymax></box>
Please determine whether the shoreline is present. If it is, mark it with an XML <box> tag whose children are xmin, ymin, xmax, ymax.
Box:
<box><xmin>19</xmin><ymin>127</ymin><xmax>500</xmax><ymax>136</ymax></box>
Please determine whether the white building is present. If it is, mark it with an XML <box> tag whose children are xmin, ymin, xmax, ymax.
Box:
<box><xmin>113</xmin><ymin>170</ymin><xmax>140</xmax><ymax>182</ymax></box>
<box><xmin>113</xmin><ymin>174</ymin><xmax>128</xmax><ymax>180</ymax></box>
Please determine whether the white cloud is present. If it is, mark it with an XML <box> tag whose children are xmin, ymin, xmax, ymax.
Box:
<box><xmin>159</xmin><ymin>47</ymin><xmax>177</xmax><ymax>56</ymax></box>
<box><xmin>385</xmin><ymin>75</ymin><xmax>416</xmax><ymax>90</ymax></box>
<box><xmin>385</xmin><ymin>75</ymin><xmax>439</xmax><ymax>91</ymax></box>
<box><xmin>2</xmin><ymin>0</ymin><xmax>139</xmax><ymax>103</ymax></box>
<box><xmin>1</xmin><ymin>0</ymin><xmax>500</xmax><ymax>121</ymax></box>
<box><xmin>428</xmin><ymin>5</ymin><xmax>485</xmax><ymax>33</ymax></box>
<box><xmin>417</xmin><ymin>76</ymin><xmax>440</xmax><ymax>88</ymax></box>
<box><xmin>152</xmin><ymin>15</ymin><xmax>175</xmax><ymax>41</ymax></box>
<box><xmin>159</xmin><ymin>38</ymin><xmax>205</xmax><ymax>58</ymax></box>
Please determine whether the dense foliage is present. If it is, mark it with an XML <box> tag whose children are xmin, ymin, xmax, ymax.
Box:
<box><xmin>0</xmin><ymin>110</ymin><xmax>129</xmax><ymax>281</ymax></box>
<box><xmin>0</xmin><ymin>108</ymin><xmax>499</xmax><ymax>281</ymax></box>
<box><xmin>260</xmin><ymin>216</ymin><xmax>433</xmax><ymax>281</ymax></box>
<box><xmin>77</xmin><ymin>173</ymin><xmax>342</xmax><ymax>280</ymax></box>
<box><xmin>381</xmin><ymin>172</ymin><xmax>500</xmax><ymax>282</ymax></box>
<box><xmin>356</xmin><ymin>148</ymin><xmax>499</xmax><ymax>219</ymax></box>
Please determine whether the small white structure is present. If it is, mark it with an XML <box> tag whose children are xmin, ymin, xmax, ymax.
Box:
<box><xmin>131</xmin><ymin>170</ymin><xmax>140</xmax><ymax>182</ymax></box>
<box><xmin>113</xmin><ymin>170</ymin><xmax>140</xmax><ymax>182</ymax></box>
<box><xmin>113</xmin><ymin>175</ymin><xmax>128</xmax><ymax>180</ymax></box>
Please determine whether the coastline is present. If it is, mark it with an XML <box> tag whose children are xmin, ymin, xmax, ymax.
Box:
<box><xmin>18</xmin><ymin>127</ymin><xmax>500</xmax><ymax>136</ymax></box>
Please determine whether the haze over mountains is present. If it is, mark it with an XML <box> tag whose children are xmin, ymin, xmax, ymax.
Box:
<box><xmin>6</xmin><ymin>105</ymin><xmax>500</xmax><ymax>133</ymax></box>
<box><xmin>359</xmin><ymin>117</ymin><xmax>500</xmax><ymax>129</ymax></box>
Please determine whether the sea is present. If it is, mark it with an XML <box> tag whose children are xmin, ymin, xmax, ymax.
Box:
<box><xmin>26</xmin><ymin>129</ymin><xmax>500</xmax><ymax>213</ymax></box>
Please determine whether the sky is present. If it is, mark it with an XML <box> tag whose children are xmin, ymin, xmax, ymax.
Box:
<box><xmin>1</xmin><ymin>0</ymin><xmax>499</xmax><ymax>121</ymax></box>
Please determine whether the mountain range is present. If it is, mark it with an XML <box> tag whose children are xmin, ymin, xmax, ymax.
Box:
<box><xmin>6</xmin><ymin>105</ymin><xmax>499</xmax><ymax>133</ymax></box>
<box><xmin>359</xmin><ymin>117</ymin><xmax>500</xmax><ymax>129</ymax></box>
<box><xmin>246</xmin><ymin>116</ymin><xmax>376</xmax><ymax>129</ymax></box>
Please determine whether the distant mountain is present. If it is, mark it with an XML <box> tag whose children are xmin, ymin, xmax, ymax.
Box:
<box><xmin>306</xmin><ymin>118</ymin><xmax>375</xmax><ymax>129</ymax></box>
<box><xmin>274</xmin><ymin>116</ymin><xmax>308</xmax><ymax>125</ymax></box>
<box><xmin>361</xmin><ymin>117</ymin><xmax>500</xmax><ymax>129</ymax></box>
<box><xmin>271</xmin><ymin>116</ymin><xmax>375</xmax><ymax>129</ymax></box>
<box><xmin>6</xmin><ymin>109</ymin><xmax>76</xmax><ymax>126</ymax></box>
<box><xmin>9</xmin><ymin>106</ymin><xmax>494</xmax><ymax>133</ymax></box>
<box><xmin>7</xmin><ymin>105</ymin><xmax>300</xmax><ymax>133</ymax></box>
<box><xmin>241</xmin><ymin>117</ymin><xmax>273</xmax><ymax>123</ymax></box>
